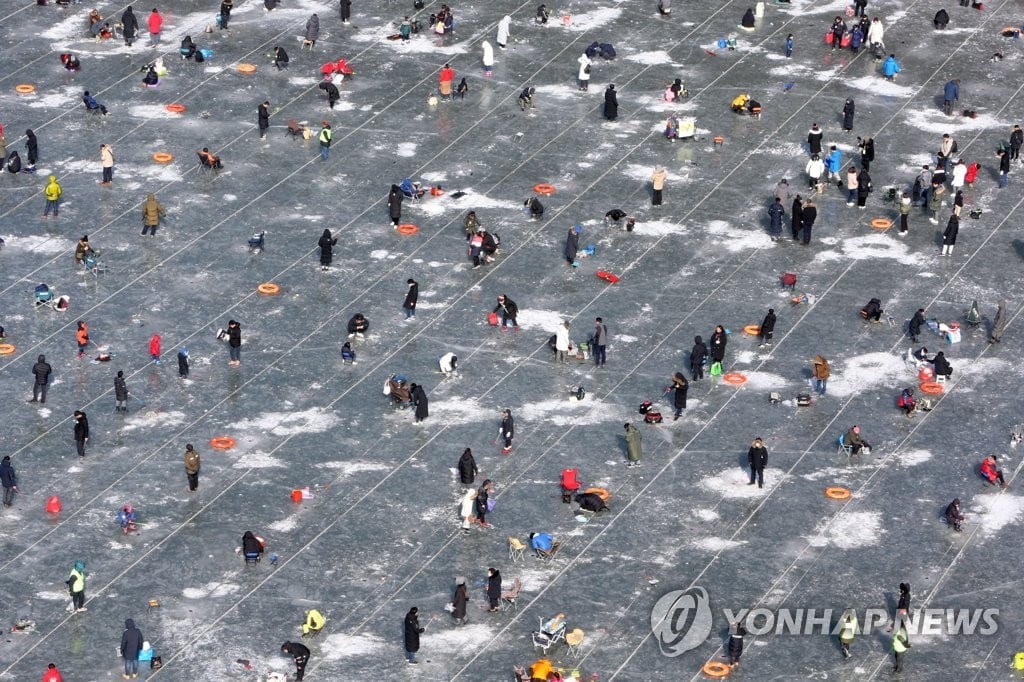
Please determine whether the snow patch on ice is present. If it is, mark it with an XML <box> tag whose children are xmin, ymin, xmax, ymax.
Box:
<box><xmin>320</xmin><ymin>633</ymin><xmax>385</xmax><ymax>659</ymax></box>
<box><xmin>806</xmin><ymin>511</ymin><xmax>883</xmax><ymax>549</ymax></box>
<box><xmin>634</xmin><ymin>219</ymin><xmax>685</xmax><ymax>236</ymax></box>
<box><xmin>514</xmin><ymin>308</ymin><xmax>567</xmax><ymax>332</ymax></box>
<box><xmin>232</xmin><ymin>452</ymin><xmax>285</xmax><ymax>468</ymax></box>
<box><xmin>0</xmin><ymin>235</ymin><xmax>74</xmax><ymax>254</ymax></box>
<box><xmin>128</xmin><ymin>105</ymin><xmax>182</xmax><ymax>120</ymax></box>
<box><xmin>396</xmin><ymin>142</ymin><xmax>417</xmax><ymax>157</ymax></box>
<box><xmin>429</xmin><ymin>397</ymin><xmax>489</xmax><ymax>424</ymax></box>
<box><xmin>316</xmin><ymin>461</ymin><xmax>391</xmax><ymax>475</ymax></box>
<box><xmin>700</xmin><ymin>468</ymin><xmax>785</xmax><ymax>498</ymax></box>
<box><xmin>694</xmin><ymin>508</ymin><xmax>720</xmax><ymax>522</ymax></box>
<box><xmin>421</xmin><ymin>172</ymin><xmax>447</xmax><ymax>182</ymax></box>
<box><xmin>563</xmin><ymin>8</ymin><xmax>623</xmax><ymax>32</ymax></box>
<box><xmin>423</xmin><ymin>623</ymin><xmax>495</xmax><ymax>650</ymax></box>
<box><xmin>413</xmin><ymin>188</ymin><xmax>519</xmax><ymax>217</ymax></box>
<box><xmin>183</xmin><ymin>582</ymin><xmax>241</xmax><ymax>599</ymax></box>
<box><xmin>533</xmin><ymin>84</ymin><xmax>583</xmax><ymax>101</ymax></box>
<box><xmin>904</xmin><ymin>109</ymin><xmax>1007</xmax><ymax>134</ymax></box>
<box><xmin>518</xmin><ymin>398</ymin><xmax>616</xmax><ymax>427</ymax></box>
<box><xmin>625</xmin><ymin>50</ymin><xmax>677</xmax><ymax>66</ymax></box>
<box><xmin>692</xmin><ymin>537</ymin><xmax>745</xmax><ymax>551</ymax></box>
<box><xmin>973</xmin><ymin>494</ymin><xmax>1024</xmax><ymax>536</ymax></box>
<box><xmin>845</xmin><ymin>76</ymin><xmax>915</xmax><ymax>98</ymax></box>
<box><xmin>353</xmin><ymin>25</ymin><xmax>469</xmax><ymax>55</ymax></box>
<box><xmin>231</xmin><ymin>408</ymin><xmax>339</xmax><ymax>436</ymax></box>
<box><xmin>813</xmin><ymin>233</ymin><xmax>926</xmax><ymax>266</ymax></box>
<box><xmin>36</xmin><ymin>590</ymin><xmax>70</xmax><ymax>601</ymax></box>
<box><xmin>827</xmin><ymin>352</ymin><xmax>908</xmax><ymax>398</ymax></box>
<box><xmin>122</xmin><ymin>410</ymin><xmax>186</xmax><ymax>432</ymax></box>
<box><xmin>705</xmin><ymin>220</ymin><xmax>774</xmax><ymax>252</ymax></box>
<box><xmin>370</xmin><ymin>250</ymin><xmax>389</xmax><ymax>259</ymax></box>
<box><xmin>896</xmin><ymin>449</ymin><xmax>932</xmax><ymax>466</ymax></box>
<box><xmin>269</xmin><ymin>516</ymin><xmax>299</xmax><ymax>532</ymax></box>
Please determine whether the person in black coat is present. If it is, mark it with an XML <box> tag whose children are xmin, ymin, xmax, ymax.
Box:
<box><xmin>933</xmin><ymin>8</ymin><xmax>949</xmax><ymax>29</ymax></box>
<box><xmin>747</xmin><ymin>437</ymin><xmax>768</xmax><ymax>488</ymax></box>
<box><xmin>603</xmin><ymin>84</ymin><xmax>618</xmax><ymax>121</ymax></box>
<box><xmin>486</xmin><ymin>567</ymin><xmax>502</xmax><ymax>611</ymax></box>
<box><xmin>180</xmin><ymin>35</ymin><xmax>196</xmax><ymax>59</ymax></box>
<box><xmin>411</xmin><ymin>383</ymin><xmax>428</xmax><ymax>422</ymax></box>
<box><xmin>457</xmin><ymin>448</ymin><xmax>478</xmax><ymax>485</ymax></box>
<box><xmin>273</xmin><ymin>46</ymin><xmax>289</xmax><ymax>70</ymax></box>
<box><xmin>908</xmin><ymin>308</ymin><xmax>925</xmax><ymax>343</ymax></box>
<box><xmin>31</xmin><ymin>354</ymin><xmax>51</xmax><ymax>403</ymax></box>
<box><xmin>281</xmin><ymin>641</ymin><xmax>310</xmax><ymax>680</ymax></box>
<box><xmin>25</xmin><ymin>129</ymin><xmax>38</xmax><ymax>168</ymax></box>
<box><xmin>475</xmin><ymin>479</ymin><xmax>492</xmax><ymax>527</ymax></box>
<box><xmin>227</xmin><ymin>320</ymin><xmax>242</xmax><ymax>365</ymax></box>
<box><xmin>318</xmin><ymin>229</ymin><xmax>337</xmax><ymax>271</ymax></box>
<box><xmin>858</xmin><ymin>136</ymin><xmax>875</xmax><ymax>171</ymax></box>
<box><xmin>709</xmin><ymin>325</ymin><xmax>727</xmax><ymax>364</ymax></box>
<box><xmin>944</xmin><ymin>498</ymin><xmax>964</xmax><ymax>531</ymax></box>
<box><xmin>800</xmin><ymin>199</ymin><xmax>817</xmax><ymax>245</ymax></box>
<box><xmin>120</xmin><ymin>619</ymin><xmax>144</xmax><ymax>678</ymax></box>
<box><xmin>740</xmin><ymin>7</ymin><xmax>756</xmax><ymax>28</ymax></box>
<box><xmin>6</xmin><ymin>151</ymin><xmax>22</xmax><ymax>174</ymax></box>
<box><xmin>319</xmin><ymin>80</ymin><xmax>340</xmax><ymax>109</ymax></box>
<box><xmin>403</xmin><ymin>607</ymin><xmax>425</xmax><ymax>663</ymax></box>
<box><xmin>500</xmin><ymin>409</ymin><xmax>514</xmax><ymax>453</ymax></box>
<box><xmin>861</xmin><ymin>298</ymin><xmax>883</xmax><ymax>322</ymax></box>
<box><xmin>388</xmin><ymin>184</ymin><xmax>403</xmax><ymax>227</ymax></box>
<box><xmin>564</xmin><ymin>225</ymin><xmax>580</xmax><ymax>265</ymax></box>
<box><xmin>791</xmin><ymin>195</ymin><xmax>803</xmax><ymax>240</ymax></box>
<box><xmin>894</xmin><ymin>583</ymin><xmax>911</xmax><ymax>632</ymax></box>
<box><xmin>842</xmin><ymin>98</ymin><xmax>855</xmax><ymax>131</ymax></box>
<box><xmin>347</xmin><ymin>313</ymin><xmax>369</xmax><ymax>337</ymax></box>
<box><xmin>403</xmin><ymin>278</ymin><xmax>418</xmax><ymax>319</ymax></box>
<box><xmin>690</xmin><ymin>336</ymin><xmax>708</xmax><ymax>380</ymax></box>
<box><xmin>452</xmin><ymin>577</ymin><xmax>469</xmax><ymax>623</ymax></box>
<box><xmin>668</xmin><ymin>372</ymin><xmax>688</xmax><ymax>420</ymax></box>
<box><xmin>931</xmin><ymin>351</ymin><xmax>953</xmax><ymax>378</ymax></box>
<box><xmin>0</xmin><ymin>456</ymin><xmax>18</xmax><ymax>507</ymax></box>
<box><xmin>575</xmin><ymin>491</ymin><xmax>609</xmax><ymax>512</ymax></box>
<box><xmin>114</xmin><ymin>370</ymin><xmax>129</xmax><ymax>412</ymax></box>
<box><xmin>941</xmin><ymin>214</ymin><xmax>959</xmax><ymax>256</ymax></box>
<box><xmin>219</xmin><ymin>0</ymin><xmax>233</xmax><ymax>29</ymax></box>
<box><xmin>807</xmin><ymin>123</ymin><xmax>823</xmax><ymax>155</ymax></box>
<box><xmin>758</xmin><ymin>308</ymin><xmax>776</xmax><ymax>346</ymax></box>
<box><xmin>73</xmin><ymin>410</ymin><xmax>89</xmax><ymax>457</ymax></box>
<box><xmin>242</xmin><ymin>530</ymin><xmax>263</xmax><ymax>559</ymax></box>
<box><xmin>728</xmin><ymin>621</ymin><xmax>746</xmax><ymax>666</ymax></box>
<box><xmin>122</xmin><ymin>6</ymin><xmax>139</xmax><ymax>46</ymax></box>
<box><xmin>339</xmin><ymin>0</ymin><xmax>352</xmax><ymax>23</ymax></box>
<box><xmin>856</xmin><ymin>168</ymin><xmax>871</xmax><ymax>207</ymax></box>
<box><xmin>258</xmin><ymin>101</ymin><xmax>270</xmax><ymax>139</ymax></box>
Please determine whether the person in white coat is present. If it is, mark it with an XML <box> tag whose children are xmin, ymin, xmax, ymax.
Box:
<box><xmin>805</xmin><ymin>154</ymin><xmax>825</xmax><ymax>191</ymax></box>
<box><xmin>577</xmin><ymin>53</ymin><xmax>592</xmax><ymax>91</ymax></box>
<box><xmin>554</xmin><ymin>322</ymin><xmax>570</xmax><ymax>362</ymax></box>
<box><xmin>459</xmin><ymin>488</ymin><xmax>477</xmax><ymax>534</ymax></box>
<box><xmin>482</xmin><ymin>40</ymin><xmax>494</xmax><ymax>76</ymax></box>
<box><xmin>950</xmin><ymin>160</ymin><xmax>967</xmax><ymax>191</ymax></box>
<box><xmin>439</xmin><ymin>352</ymin><xmax>458</xmax><ymax>375</ymax></box>
<box><xmin>496</xmin><ymin>15</ymin><xmax>511</xmax><ymax>49</ymax></box>
<box><xmin>866</xmin><ymin>17</ymin><xmax>884</xmax><ymax>46</ymax></box>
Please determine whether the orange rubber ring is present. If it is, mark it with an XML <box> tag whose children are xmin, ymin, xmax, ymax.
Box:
<box><xmin>152</xmin><ymin>152</ymin><xmax>173</xmax><ymax>163</ymax></box>
<box><xmin>210</xmin><ymin>436</ymin><xmax>236</xmax><ymax>450</ymax></box>
<box><xmin>825</xmin><ymin>487</ymin><xmax>852</xmax><ymax>500</ymax></box>
<box><xmin>257</xmin><ymin>283</ymin><xmax>281</xmax><ymax>295</ymax></box>
<box><xmin>870</xmin><ymin>218</ymin><xmax>893</xmax><ymax>230</ymax></box>
<box><xmin>165</xmin><ymin>103</ymin><xmax>186</xmax><ymax>113</ymax></box>
<box><xmin>702</xmin><ymin>661</ymin><xmax>731</xmax><ymax>678</ymax></box>
<box><xmin>743</xmin><ymin>325</ymin><xmax>760</xmax><ymax>335</ymax></box>
<box><xmin>237</xmin><ymin>63</ymin><xmax>257</xmax><ymax>73</ymax></box>
<box><xmin>533</xmin><ymin>183</ymin><xmax>555</xmax><ymax>195</ymax></box>
<box><xmin>0</xmin><ymin>344</ymin><xmax>15</xmax><ymax>355</ymax></box>
<box><xmin>396</xmin><ymin>224</ymin><xmax>419</xmax><ymax>235</ymax></box>
<box><xmin>920</xmin><ymin>381</ymin><xmax>943</xmax><ymax>394</ymax></box>
<box><xmin>722</xmin><ymin>372</ymin><xmax>747</xmax><ymax>385</ymax></box>
<box><xmin>15</xmin><ymin>84</ymin><xmax>36</xmax><ymax>94</ymax></box>
<box><xmin>584</xmin><ymin>487</ymin><xmax>612</xmax><ymax>501</ymax></box>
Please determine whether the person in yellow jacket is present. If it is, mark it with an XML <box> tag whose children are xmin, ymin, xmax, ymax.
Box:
<box><xmin>651</xmin><ymin>166</ymin><xmax>667</xmax><ymax>206</ymax></box>
<box><xmin>838</xmin><ymin>609</ymin><xmax>857</xmax><ymax>659</ymax></box>
<box><xmin>731</xmin><ymin>93</ymin><xmax>750</xmax><ymax>113</ymax></box>
<box><xmin>43</xmin><ymin>175</ymin><xmax>62</xmax><ymax>217</ymax></box>
<box><xmin>892</xmin><ymin>623</ymin><xmax>910</xmax><ymax>673</ymax></box>
<box><xmin>99</xmin><ymin>143</ymin><xmax>114</xmax><ymax>185</ymax></box>
<box><xmin>141</xmin><ymin>193</ymin><xmax>166</xmax><ymax>237</ymax></box>
<box><xmin>65</xmin><ymin>560</ymin><xmax>86</xmax><ymax>612</ymax></box>
<box><xmin>302</xmin><ymin>609</ymin><xmax>325</xmax><ymax>636</ymax></box>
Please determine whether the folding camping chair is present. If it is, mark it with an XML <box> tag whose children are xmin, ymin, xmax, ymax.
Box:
<box><xmin>560</xmin><ymin>468</ymin><xmax>581</xmax><ymax>503</ymax></box>
<box><xmin>565</xmin><ymin>628</ymin><xmax>586</xmax><ymax>659</ymax></box>
<box><xmin>532</xmin><ymin>616</ymin><xmax>566</xmax><ymax>654</ymax></box>
<box><xmin>837</xmin><ymin>433</ymin><xmax>853</xmax><ymax>456</ymax></box>
<box><xmin>500</xmin><ymin>577</ymin><xmax>522</xmax><ymax>612</ymax></box>
<box><xmin>508</xmin><ymin>536</ymin><xmax>527</xmax><ymax>563</ymax></box>
<box><xmin>535</xmin><ymin>541</ymin><xmax>562</xmax><ymax>562</ymax></box>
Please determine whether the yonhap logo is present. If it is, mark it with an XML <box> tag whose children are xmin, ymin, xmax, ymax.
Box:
<box><xmin>650</xmin><ymin>586</ymin><xmax>714</xmax><ymax>656</ymax></box>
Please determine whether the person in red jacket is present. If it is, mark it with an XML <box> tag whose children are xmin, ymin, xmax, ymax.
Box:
<box><xmin>980</xmin><ymin>455</ymin><xmax>1007</xmax><ymax>487</ymax></box>
<box><xmin>149</xmin><ymin>333</ymin><xmax>161</xmax><ymax>364</ymax></box>
<box><xmin>148</xmin><ymin>8</ymin><xmax>163</xmax><ymax>45</ymax></box>
<box><xmin>438</xmin><ymin>63</ymin><xmax>455</xmax><ymax>100</ymax></box>
<box><xmin>964</xmin><ymin>161</ymin><xmax>980</xmax><ymax>188</ymax></box>
<box><xmin>42</xmin><ymin>662</ymin><xmax>63</xmax><ymax>682</ymax></box>
<box><xmin>76</xmin><ymin>321</ymin><xmax>89</xmax><ymax>358</ymax></box>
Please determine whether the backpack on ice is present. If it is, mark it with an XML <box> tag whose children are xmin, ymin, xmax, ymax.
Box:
<box><xmin>639</xmin><ymin>402</ymin><xmax>662</xmax><ymax>423</ymax></box>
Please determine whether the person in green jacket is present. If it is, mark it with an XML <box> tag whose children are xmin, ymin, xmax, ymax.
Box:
<box><xmin>43</xmin><ymin>175</ymin><xmax>62</xmax><ymax>217</ymax></box>
<box><xmin>66</xmin><ymin>560</ymin><xmax>86</xmax><ymax>612</ymax></box>
<box><xmin>318</xmin><ymin>122</ymin><xmax>332</xmax><ymax>161</ymax></box>
<box><xmin>838</xmin><ymin>609</ymin><xmax>857</xmax><ymax>658</ymax></box>
<box><xmin>892</xmin><ymin>623</ymin><xmax>910</xmax><ymax>672</ymax></box>
<box><xmin>624</xmin><ymin>422</ymin><xmax>642</xmax><ymax>468</ymax></box>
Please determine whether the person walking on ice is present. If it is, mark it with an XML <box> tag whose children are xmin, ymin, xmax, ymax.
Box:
<box><xmin>625</xmin><ymin>422</ymin><xmax>642</xmax><ymax>467</ymax></box>
<box><xmin>499</xmin><ymin>409</ymin><xmax>514</xmax><ymax>454</ymax></box>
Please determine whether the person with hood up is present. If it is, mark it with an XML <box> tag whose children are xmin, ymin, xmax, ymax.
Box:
<box><xmin>800</xmin><ymin>198</ymin><xmax>817</xmax><ymax>244</ymax></box>
<box><xmin>82</xmin><ymin>91</ymin><xmax>109</xmax><ymax>115</ymax></box>
<box><xmin>593</xmin><ymin>317</ymin><xmax>608</xmax><ymax>367</ymax></box>
<box><xmin>758</xmin><ymin>308</ymin><xmax>776</xmax><ymax>346</ymax></box>
<box><xmin>177</xmin><ymin>348</ymin><xmax>190</xmax><ymax>378</ymax></box>
<box><xmin>339</xmin><ymin>0</ymin><xmax>351</xmax><ymax>23</ymax></box>
<box><xmin>388</xmin><ymin>184</ymin><xmax>403</xmax><ymax>227</ymax></box>
<box><xmin>42</xmin><ymin>663</ymin><xmax>63</xmax><ymax>682</ymax></box>
<box><xmin>141</xmin><ymin>192</ymin><xmax>166</xmax><ymax>236</ymax></box>
<box><xmin>931</xmin><ymin>351</ymin><xmax>953</xmax><ymax>378</ymax></box>
<box><xmin>812</xmin><ymin>355</ymin><xmax>830</xmax><ymax>395</ymax></box>
<box><xmin>933</xmin><ymin>8</ymin><xmax>949</xmax><ymax>30</ymax></box>
<box><xmin>486</xmin><ymin>567</ymin><xmax>502</xmax><ymax>611</ymax></box>
<box><xmin>942</xmin><ymin>79</ymin><xmax>959</xmax><ymax>115</ymax></box>
<box><xmin>218</xmin><ymin>0</ymin><xmax>233</xmax><ymax>30</ymax></box>
<box><xmin>774</xmin><ymin>178</ymin><xmax>792</xmax><ymax>205</ymax></box>
<box><xmin>439</xmin><ymin>352</ymin><xmax>457</xmax><ymax>374</ymax></box>
<box><xmin>114</xmin><ymin>371</ymin><xmax>128</xmax><ymax>412</ymax></box>
<box><xmin>121</xmin><ymin>617</ymin><xmax>144</xmax><ymax>678</ymax></box>
<box><xmin>980</xmin><ymin>454</ymin><xmax>1006</xmax><ymax>487</ymax></box>
<box><xmin>829</xmin><ymin>16</ymin><xmax>846</xmax><ymax>50</ymax></box>
<box><xmin>459</xmin><ymin>488</ymin><xmax>476</xmax><ymax>533</ymax></box>
<box><xmin>805</xmin><ymin>154</ymin><xmax>824</xmax><ymax>191</ymax></box>
<box><xmin>856</xmin><ymin>167</ymin><xmax>871</xmax><ymax>208</ymax></box>
<box><xmin>475</xmin><ymin>479</ymin><xmax>493</xmax><ymax>528</ymax></box>
<box><xmin>0</xmin><ymin>456</ymin><xmax>18</xmax><ymax>507</ymax></box>
<box><xmin>709</xmin><ymin>325</ymin><xmax>727</xmax><ymax>366</ymax></box>
<box><xmin>941</xmin><ymin>214</ymin><xmax>958</xmax><ymax>256</ymax></box>
<box><xmin>838</xmin><ymin>609</ymin><xmax>858</xmax><ymax>658</ymax></box>
<box><xmin>849</xmin><ymin>24</ymin><xmax>863</xmax><ymax>51</ymax></box>
<box><xmin>319</xmin><ymin>79</ymin><xmax>340</xmax><ymax>109</ymax></box>
<box><xmin>944</xmin><ymin>498</ymin><xmax>964</xmax><ymax>531</ymax></box>
<box><xmin>451</xmin><ymin>577</ymin><xmax>469</xmax><ymax>624</ymax></box>
<box><xmin>73</xmin><ymin>411</ymin><xmax>89</xmax><ymax>458</ymax></box>
<box><xmin>281</xmin><ymin>641</ymin><xmax>310</xmax><ymax>680</ymax></box>
<box><xmin>184</xmin><ymin>443</ymin><xmax>200</xmax><ymax>491</ymax></box>
<box><xmin>842</xmin><ymin>98</ymin><xmax>856</xmax><ymax>131</ymax></box>
<box><xmin>499</xmin><ymin>409</ymin><xmax>514</xmax><ymax>453</ymax></box>
<box><xmin>404</xmin><ymin>607</ymin><xmax>425</xmax><ymax>663</ymax></box>
<box><xmin>807</xmin><ymin>123</ymin><xmax>823</xmax><ymax>155</ymax></box>
<box><xmin>577</xmin><ymin>52</ymin><xmax>592</xmax><ymax>91</ymax></box>
<box><xmin>179</xmin><ymin>35</ymin><xmax>196</xmax><ymax>59</ymax></box>
<box><xmin>728</xmin><ymin>621</ymin><xmax>746</xmax><ymax>667</ymax></box>
<box><xmin>517</xmin><ymin>86</ymin><xmax>536</xmax><ymax>111</ymax></box>
<box><xmin>6</xmin><ymin>151</ymin><xmax>21</xmax><ymax>174</ymax></box>
<box><xmin>458</xmin><ymin>448</ymin><xmax>478</xmax><ymax>486</ymax></box>
<box><xmin>318</xmin><ymin>122</ymin><xmax>332</xmax><ymax>160</ymax></box>
<box><xmin>411</xmin><ymin>383</ymin><xmax>428</xmax><ymax>422</ymax></box>
<box><xmin>272</xmin><ymin>46</ymin><xmax>289</xmax><ymax>70</ymax></box>
<box><xmin>496</xmin><ymin>15</ymin><xmax>511</xmax><ymax>48</ymax></box>
<box><xmin>690</xmin><ymin>335</ymin><xmax>708</xmax><ymax>380</ymax></box>
<box><xmin>898</xmin><ymin>191</ymin><xmax>911</xmax><ymax>235</ymax></box>
<box><xmin>668</xmin><ymin>372</ymin><xmax>687</xmax><ymax>420</ymax></box>
<box><xmin>867</xmin><ymin>16</ymin><xmax>884</xmax><ymax>46</ymax></box>
<box><xmin>257</xmin><ymin>101</ymin><xmax>270</xmax><ymax>139</ymax></box>
<box><xmin>603</xmin><ymin>84</ymin><xmax>618</xmax><ymax>120</ymax></box>
<box><xmin>740</xmin><ymin>7</ymin><xmax>756</xmax><ymax>29</ymax></box>
<box><xmin>651</xmin><ymin>166</ymin><xmax>667</xmax><ymax>205</ymax></box>
<box><xmin>305</xmin><ymin>13</ymin><xmax>319</xmax><ymax>47</ymax></box>
<box><xmin>66</xmin><ymin>560</ymin><xmax>87</xmax><ymax>612</ymax></box>
<box><xmin>43</xmin><ymin>175</ymin><xmax>62</xmax><ymax>217</ymax></box>
<box><xmin>122</xmin><ymin>6</ymin><xmax>139</xmax><ymax>46</ymax></box>
<box><xmin>882</xmin><ymin>54</ymin><xmax>900</xmax><ymax>80</ymax></box>
<box><xmin>31</xmin><ymin>354</ymin><xmax>51</xmax><ymax>403</ymax></box>
<box><xmin>791</xmin><ymin>195</ymin><xmax>804</xmax><ymax>240</ymax></box>
<box><xmin>747</xmin><ymin>437</ymin><xmax>768</xmax><ymax>487</ymax></box>
<box><xmin>148</xmin><ymin>333</ymin><xmax>161</xmax><ymax>363</ymax></box>
<box><xmin>625</xmin><ymin>422</ymin><xmax>642</xmax><ymax>467</ymax></box>
<box><xmin>241</xmin><ymin>530</ymin><xmax>263</xmax><ymax>560</ymax></box>
<box><xmin>564</xmin><ymin>225</ymin><xmax>581</xmax><ymax>266</ymax></box>
<box><xmin>403</xmin><ymin>278</ymin><xmax>418</xmax><ymax>319</ymax></box>
<box><xmin>767</xmin><ymin>197</ymin><xmax>784</xmax><ymax>240</ymax></box>
<box><xmin>25</xmin><ymin>129</ymin><xmax>38</xmax><ymax>169</ymax></box>
<box><xmin>318</xmin><ymin>229</ymin><xmax>337</xmax><ymax>271</ymax></box>
<box><xmin>908</xmin><ymin>308</ymin><xmax>925</xmax><ymax>343</ymax></box>
<box><xmin>347</xmin><ymin>313</ymin><xmax>368</xmax><ymax>338</ymax></box>
<box><xmin>481</xmin><ymin>41</ymin><xmax>494</xmax><ymax>76</ymax></box>
<box><xmin>989</xmin><ymin>299</ymin><xmax>1006</xmax><ymax>344</ymax></box>
<box><xmin>438</xmin><ymin>63</ymin><xmax>455</xmax><ymax>100</ymax></box>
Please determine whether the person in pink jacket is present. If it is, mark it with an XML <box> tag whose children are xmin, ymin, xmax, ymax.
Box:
<box><xmin>148</xmin><ymin>8</ymin><xmax>163</xmax><ymax>45</ymax></box>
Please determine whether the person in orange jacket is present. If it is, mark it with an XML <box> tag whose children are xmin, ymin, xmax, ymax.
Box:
<box><xmin>75</xmin><ymin>321</ymin><xmax>89</xmax><ymax>358</ymax></box>
<box><xmin>149</xmin><ymin>333</ymin><xmax>161</xmax><ymax>364</ymax></box>
<box><xmin>438</xmin><ymin>63</ymin><xmax>455</xmax><ymax>100</ymax></box>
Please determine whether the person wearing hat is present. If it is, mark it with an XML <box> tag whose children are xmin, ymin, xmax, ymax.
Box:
<box><xmin>403</xmin><ymin>607</ymin><xmax>425</xmax><ymax>664</ymax></box>
<box><xmin>844</xmin><ymin>425</ymin><xmax>870</xmax><ymax>454</ymax></box>
<box><xmin>66</xmin><ymin>560</ymin><xmax>87</xmax><ymax>612</ymax></box>
<box><xmin>302</xmin><ymin>608</ymin><xmax>326</xmax><ymax>635</ymax></box>
<box><xmin>177</xmin><ymin>348</ymin><xmax>190</xmax><ymax>378</ymax></box>
<box><xmin>184</xmin><ymin>444</ymin><xmax>200</xmax><ymax>491</ymax></box>
<box><xmin>747</xmin><ymin>437</ymin><xmax>768</xmax><ymax>487</ymax></box>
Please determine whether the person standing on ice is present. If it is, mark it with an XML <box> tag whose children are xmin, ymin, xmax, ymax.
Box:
<box><xmin>227</xmin><ymin>320</ymin><xmax>242</xmax><ymax>365</ymax></box>
<box><xmin>318</xmin><ymin>229</ymin><xmax>337</xmax><ymax>271</ymax></box>
<box><xmin>184</xmin><ymin>443</ymin><xmax>200</xmax><ymax>492</ymax></box>
<box><xmin>842</xmin><ymin>98</ymin><xmax>856</xmax><ymax>131</ymax></box>
<box><xmin>603</xmin><ymin>84</ymin><xmax>618</xmax><ymax>120</ymax></box>
<box><xmin>690</xmin><ymin>335</ymin><xmax>707</xmax><ymax>380</ymax></box>
<box><xmin>624</xmin><ymin>422</ymin><xmax>642</xmax><ymax>467</ymax></box>
<box><xmin>800</xmin><ymin>198</ymin><xmax>817</xmax><ymax>244</ymax></box>
<box><xmin>403</xmin><ymin>607</ymin><xmax>425</xmax><ymax>664</ymax></box>
<box><xmin>758</xmin><ymin>308</ymin><xmax>776</xmax><ymax>346</ymax></box>
<box><xmin>147</xmin><ymin>8</ymin><xmax>162</xmax><ymax>45</ymax></box>
<box><xmin>66</xmin><ymin>560</ymin><xmax>87</xmax><ymax>612</ymax></box>
<box><xmin>120</xmin><ymin>618</ymin><xmax>144</xmax><ymax>679</ymax></box>
<box><xmin>496</xmin><ymin>15</ymin><xmax>511</xmax><ymax>48</ymax></box>
<box><xmin>791</xmin><ymin>195</ymin><xmax>803</xmax><ymax>240</ymax></box>
<box><xmin>747</xmin><ymin>437</ymin><xmax>768</xmax><ymax>488</ymax></box>
<box><xmin>499</xmin><ymin>409</ymin><xmax>514</xmax><ymax>453</ymax></box>
<box><xmin>122</xmin><ymin>6</ymin><xmax>138</xmax><ymax>46</ymax></box>
<box><xmin>388</xmin><ymin>184</ymin><xmax>403</xmax><ymax>227</ymax></box>
<box><xmin>767</xmin><ymin>197</ymin><xmax>784</xmax><ymax>240</ymax></box>
<box><xmin>114</xmin><ymin>371</ymin><xmax>128</xmax><ymax>412</ymax></box>
<box><xmin>258</xmin><ymin>101</ymin><xmax>270</xmax><ymax>140</ymax></box>
<box><xmin>838</xmin><ymin>609</ymin><xmax>857</xmax><ymax>658</ymax></box>
<box><xmin>403</xmin><ymin>278</ymin><xmax>418</xmax><ymax>319</ymax></box>
<box><xmin>577</xmin><ymin>52</ymin><xmax>592</xmax><ymax>91</ymax></box>
<box><xmin>410</xmin><ymin>382</ymin><xmax>428</xmax><ymax>422</ymax></box>
<box><xmin>458</xmin><ymin>448</ymin><xmax>478</xmax><ymax>487</ymax></box>
<box><xmin>728</xmin><ymin>621</ymin><xmax>746</xmax><ymax>667</ymax></box>
<box><xmin>709</xmin><ymin>325</ymin><xmax>727</xmax><ymax>366</ymax></box>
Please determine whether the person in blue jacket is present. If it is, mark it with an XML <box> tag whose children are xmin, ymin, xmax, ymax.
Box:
<box><xmin>767</xmin><ymin>197</ymin><xmax>784</xmax><ymax>240</ymax></box>
<box><xmin>942</xmin><ymin>79</ymin><xmax>959</xmax><ymax>116</ymax></box>
<box><xmin>825</xmin><ymin>146</ymin><xmax>843</xmax><ymax>186</ymax></box>
<box><xmin>882</xmin><ymin>54</ymin><xmax>900</xmax><ymax>80</ymax></box>
<box><xmin>529</xmin><ymin>532</ymin><xmax>553</xmax><ymax>556</ymax></box>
